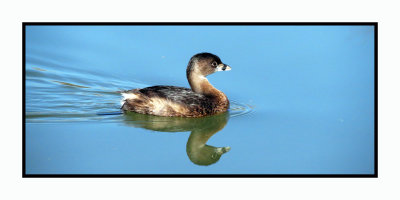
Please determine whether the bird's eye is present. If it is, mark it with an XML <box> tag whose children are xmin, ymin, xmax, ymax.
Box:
<box><xmin>212</xmin><ymin>61</ymin><xmax>218</xmax><ymax>67</ymax></box>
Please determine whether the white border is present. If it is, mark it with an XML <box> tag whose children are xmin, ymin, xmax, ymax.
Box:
<box><xmin>2</xmin><ymin>0</ymin><xmax>399</xmax><ymax>199</ymax></box>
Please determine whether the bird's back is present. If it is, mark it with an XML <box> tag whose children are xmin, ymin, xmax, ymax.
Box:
<box><xmin>121</xmin><ymin>86</ymin><xmax>222</xmax><ymax>117</ymax></box>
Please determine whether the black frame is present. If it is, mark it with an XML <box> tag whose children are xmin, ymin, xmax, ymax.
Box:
<box><xmin>23</xmin><ymin>22</ymin><xmax>378</xmax><ymax>178</ymax></box>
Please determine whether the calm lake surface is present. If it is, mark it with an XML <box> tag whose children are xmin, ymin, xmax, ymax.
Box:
<box><xmin>25</xmin><ymin>25</ymin><xmax>375</xmax><ymax>174</ymax></box>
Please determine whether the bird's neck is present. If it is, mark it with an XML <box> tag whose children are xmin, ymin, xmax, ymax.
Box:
<box><xmin>187</xmin><ymin>72</ymin><xmax>230</xmax><ymax>112</ymax></box>
<box><xmin>188</xmin><ymin>74</ymin><xmax>220</xmax><ymax>97</ymax></box>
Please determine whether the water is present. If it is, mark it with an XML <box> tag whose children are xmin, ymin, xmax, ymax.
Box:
<box><xmin>25</xmin><ymin>25</ymin><xmax>375</xmax><ymax>174</ymax></box>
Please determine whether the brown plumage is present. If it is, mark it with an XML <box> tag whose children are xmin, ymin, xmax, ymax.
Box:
<box><xmin>120</xmin><ymin>53</ymin><xmax>231</xmax><ymax>117</ymax></box>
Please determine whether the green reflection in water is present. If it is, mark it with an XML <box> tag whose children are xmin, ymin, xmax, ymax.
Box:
<box><xmin>123</xmin><ymin>112</ymin><xmax>230</xmax><ymax>166</ymax></box>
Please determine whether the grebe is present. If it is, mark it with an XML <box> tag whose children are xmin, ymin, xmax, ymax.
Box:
<box><xmin>120</xmin><ymin>53</ymin><xmax>231</xmax><ymax>117</ymax></box>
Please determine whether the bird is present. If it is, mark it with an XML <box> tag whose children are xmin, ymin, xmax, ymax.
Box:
<box><xmin>120</xmin><ymin>52</ymin><xmax>231</xmax><ymax>117</ymax></box>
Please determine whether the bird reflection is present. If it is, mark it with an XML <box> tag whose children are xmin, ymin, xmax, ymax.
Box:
<box><xmin>123</xmin><ymin>112</ymin><xmax>230</xmax><ymax>166</ymax></box>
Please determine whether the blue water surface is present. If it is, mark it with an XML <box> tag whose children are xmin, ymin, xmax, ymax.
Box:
<box><xmin>25</xmin><ymin>25</ymin><xmax>375</xmax><ymax>174</ymax></box>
